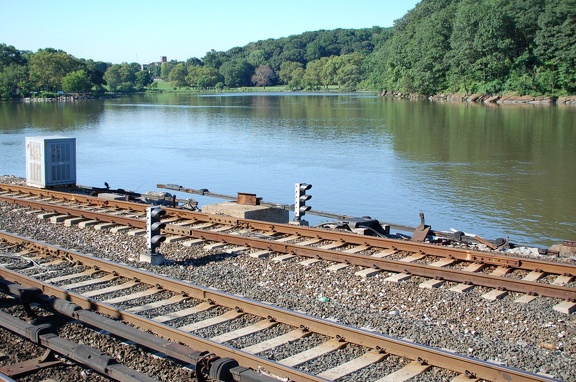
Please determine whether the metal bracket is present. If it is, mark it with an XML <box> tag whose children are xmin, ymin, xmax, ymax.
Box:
<box><xmin>0</xmin><ymin>349</ymin><xmax>62</xmax><ymax>377</ymax></box>
<box><xmin>411</xmin><ymin>213</ymin><xmax>431</xmax><ymax>242</ymax></box>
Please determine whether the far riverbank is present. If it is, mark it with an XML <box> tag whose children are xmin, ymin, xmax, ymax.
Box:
<box><xmin>381</xmin><ymin>90</ymin><xmax>576</xmax><ymax>105</ymax></box>
<box><xmin>11</xmin><ymin>87</ymin><xmax>576</xmax><ymax>106</ymax></box>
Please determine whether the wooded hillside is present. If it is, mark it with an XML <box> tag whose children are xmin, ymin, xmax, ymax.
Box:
<box><xmin>1</xmin><ymin>0</ymin><xmax>574</xmax><ymax>99</ymax></box>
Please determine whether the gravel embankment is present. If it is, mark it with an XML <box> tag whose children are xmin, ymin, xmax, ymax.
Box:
<box><xmin>0</xmin><ymin>296</ymin><xmax>193</xmax><ymax>382</ymax></box>
<box><xmin>0</xmin><ymin>175</ymin><xmax>574</xmax><ymax>381</ymax></box>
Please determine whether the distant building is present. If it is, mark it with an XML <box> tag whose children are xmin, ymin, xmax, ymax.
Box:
<box><xmin>161</xmin><ymin>56</ymin><xmax>167</xmax><ymax>63</ymax></box>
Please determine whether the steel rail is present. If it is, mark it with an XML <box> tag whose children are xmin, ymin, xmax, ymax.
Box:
<box><xmin>0</xmin><ymin>183</ymin><xmax>144</xmax><ymax>211</ymax></box>
<box><xmin>0</xmin><ymin>280</ymin><xmax>278</xmax><ymax>382</ymax></box>
<box><xmin>163</xmin><ymin>225</ymin><xmax>576</xmax><ymax>301</ymax></box>
<box><xmin>0</xmin><ymin>256</ymin><xmax>322</xmax><ymax>381</ymax></box>
<box><xmin>0</xmin><ymin>187</ymin><xmax>570</xmax><ymax>275</ymax></box>
<box><xmin>0</xmin><ymin>195</ymin><xmax>141</xmax><ymax>227</ymax></box>
<box><xmin>0</xmin><ymin>182</ymin><xmax>412</xmax><ymax>232</ymax></box>
<box><xmin>0</xmin><ymin>232</ymin><xmax>558</xmax><ymax>382</ymax></box>
<box><xmin>1</xmin><ymin>194</ymin><xmax>575</xmax><ymax>300</ymax></box>
<box><xmin>155</xmin><ymin>183</ymin><xmax>421</xmax><ymax>231</ymax></box>
<box><xmin>0</xmin><ymin>309</ymin><xmax>160</xmax><ymax>382</ymax></box>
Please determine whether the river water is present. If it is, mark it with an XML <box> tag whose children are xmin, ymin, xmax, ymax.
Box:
<box><xmin>1</xmin><ymin>93</ymin><xmax>574</xmax><ymax>247</ymax></box>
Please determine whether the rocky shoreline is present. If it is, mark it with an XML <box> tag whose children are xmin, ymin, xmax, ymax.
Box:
<box><xmin>380</xmin><ymin>90</ymin><xmax>576</xmax><ymax>105</ymax></box>
<box><xmin>20</xmin><ymin>92</ymin><xmax>121</xmax><ymax>102</ymax></box>
<box><xmin>14</xmin><ymin>90</ymin><xmax>576</xmax><ymax>105</ymax></box>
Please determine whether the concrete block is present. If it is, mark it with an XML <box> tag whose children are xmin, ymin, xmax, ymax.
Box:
<box><xmin>165</xmin><ymin>235</ymin><xmax>187</xmax><ymax>243</ymax></box>
<box><xmin>97</xmin><ymin>193</ymin><xmax>128</xmax><ymax>201</ymax></box>
<box><xmin>327</xmin><ymin>263</ymin><xmax>349</xmax><ymax>272</ymax></box>
<box><xmin>110</xmin><ymin>225</ymin><xmax>132</xmax><ymax>233</ymax></box>
<box><xmin>202</xmin><ymin>202</ymin><xmax>289</xmax><ymax>224</ymax></box>
<box><xmin>272</xmin><ymin>254</ymin><xmax>296</xmax><ymax>262</ymax></box>
<box><xmin>553</xmin><ymin>300</ymin><xmax>576</xmax><ymax>314</ymax></box>
<box><xmin>223</xmin><ymin>246</ymin><xmax>249</xmax><ymax>254</ymax></box>
<box><xmin>50</xmin><ymin>214</ymin><xmax>71</xmax><ymax>223</ymax></box>
<box><xmin>515</xmin><ymin>294</ymin><xmax>538</xmax><ymax>304</ymax></box>
<box><xmin>182</xmin><ymin>239</ymin><xmax>205</xmax><ymax>247</ymax></box>
<box><xmin>38</xmin><ymin>212</ymin><xmax>59</xmax><ymax>219</ymax></box>
<box><xmin>140</xmin><ymin>252</ymin><xmax>165</xmax><ymax>265</ymax></box>
<box><xmin>94</xmin><ymin>222</ymin><xmax>117</xmax><ymax>230</ymax></box>
<box><xmin>419</xmin><ymin>279</ymin><xmax>445</xmax><ymax>289</ymax></box>
<box><xmin>78</xmin><ymin>220</ymin><xmax>100</xmax><ymax>228</ymax></box>
<box><xmin>450</xmin><ymin>283</ymin><xmax>475</xmax><ymax>293</ymax></box>
<box><xmin>355</xmin><ymin>268</ymin><xmax>382</xmax><ymax>278</ymax></box>
<box><xmin>300</xmin><ymin>258</ymin><xmax>321</xmax><ymax>266</ymax></box>
<box><xmin>64</xmin><ymin>217</ymin><xmax>87</xmax><ymax>226</ymax></box>
<box><xmin>127</xmin><ymin>229</ymin><xmax>146</xmax><ymax>236</ymax></box>
<box><xmin>249</xmin><ymin>250</ymin><xmax>271</xmax><ymax>258</ymax></box>
<box><xmin>384</xmin><ymin>272</ymin><xmax>412</xmax><ymax>282</ymax></box>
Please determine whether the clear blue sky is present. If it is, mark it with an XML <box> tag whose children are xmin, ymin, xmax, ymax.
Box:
<box><xmin>0</xmin><ymin>0</ymin><xmax>420</xmax><ymax>64</ymax></box>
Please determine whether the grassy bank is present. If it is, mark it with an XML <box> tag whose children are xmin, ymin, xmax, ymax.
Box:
<box><xmin>150</xmin><ymin>80</ymin><xmax>350</xmax><ymax>93</ymax></box>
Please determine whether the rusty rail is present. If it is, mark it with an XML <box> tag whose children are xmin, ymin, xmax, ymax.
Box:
<box><xmin>0</xmin><ymin>185</ymin><xmax>563</xmax><ymax>271</ymax></box>
<box><xmin>0</xmin><ymin>231</ymin><xmax>559</xmax><ymax>382</ymax></box>
<box><xmin>1</xmin><ymin>187</ymin><xmax>575</xmax><ymax>300</ymax></box>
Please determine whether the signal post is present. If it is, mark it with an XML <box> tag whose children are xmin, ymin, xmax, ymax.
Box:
<box><xmin>292</xmin><ymin>183</ymin><xmax>312</xmax><ymax>226</ymax></box>
<box><xmin>140</xmin><ymin>206</ymin><xmax>167</xmax><ymax>265</ymax></box>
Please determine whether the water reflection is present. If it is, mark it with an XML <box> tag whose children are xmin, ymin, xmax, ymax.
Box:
<box><xmin>0</xmin><ymin>100</ymin><xmax>104</xmax><ymax>132</ymax></box>
<box><xmin>0</xmin><ymin>94</ymin><xmax>574</xmax><ymax>247</ymax></box>
<box><xmin>380</xmin><ymin>100</ymin><xmax>575</xmax><ymax>245</ymax></box>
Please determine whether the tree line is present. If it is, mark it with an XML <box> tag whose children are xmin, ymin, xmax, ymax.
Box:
<box><xmin>0</xmin><ymin>0</ymin><xmax>574</xmax><ymax>100</ymax></box>
<box><xmin>370</xmin><ymin>0</ymin><xmax>576</xmax><ymax>96</ymax></box>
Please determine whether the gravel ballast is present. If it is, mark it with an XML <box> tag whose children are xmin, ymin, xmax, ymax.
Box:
<box><xmin>0</xmin><ymin>175</ymin><xmax>574</xmax><ymax>381</ymax></box>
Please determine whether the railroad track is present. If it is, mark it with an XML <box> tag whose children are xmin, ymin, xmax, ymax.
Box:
<box><xmin>0</xmin><ymin>183</ymin><xmax>575</xmax><ymax>315</ymax></box>
<box><xmin>0</xmin><ymin>231</ymin><xmax>559</xmax><ymax>382</ymax></box>
<box><xmin>0</xmin><ymin>294</ymin><xmax>167</xmax><ymax>382</ymax></box>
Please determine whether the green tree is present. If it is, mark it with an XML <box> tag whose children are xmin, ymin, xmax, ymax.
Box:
<box><xmin>278</xmin><ymin>61</ymin><xmax>304</xmax><ymax>84</ymax></box>
<box><xmin>0</xmin><ymin>64</ymin><xmax>30</xmax><ymax>99</ymax></box>
<box><xmin>118</xmin><ymin>63</ymin><xmax>137</xmax><ymax>91</ymax></box>
<box><xmin>287</xmin><ymin>67</ymin><xmax>305</xmax><ymax>90</ymax></box>
<box><xmin>360</xmin><ymin>29</ymin><xmax>395</xmax><ymax>90</ymax></box>
<box><xmin>305</xmin><ymin>41</ymin><xmax>325</xmax><ymax>61</ymax></box>
<box><xmin>505</xmin><ymin>4</ymin><xmax>543</xmax><ymax>99</ymax></box>
<box><xmin>168</xmin><ymin>63</ymin><xmax>187</xmax><ymax>88</ymax></box>
<box><xmin>219</xmin><ymin>59</ymin><xmax>253</xmax><ymax>87</ymax></box>
<box><xmin>280</xmin><ymin>38</ymin><xmax>306</xmax><ymax>63</ymax></box>
<box><xmin>382</xmin><ymin>0</ymin><xmax>456</xmax><ymax>95</ymax></box>
<box><xmin>334</xmin><ymin>53</ymin><xmax>366</xmax><ymax>91</ymax></box>
<box><xmin>247</xmin><ymin>49</ymin><xmax>266</xmax><ymax>67</ymax></box>
<box><xmin>198</xmin><ymin>66</ymin><xmax>222</xmax><ymax>88</ymax></box>
<box><xmin>135</xmin><ymin>70</ymin><xmax>153</xmax><ymax>91</ymax></box>
<box><xmin>534</xmin><ymin>0</ymin><xmax>576</xmax><ymax>93</ymax></box>
<box><xmin>0</xmin><ymin>43</ymin><xmax>27</xmax><ymax>69</ymax></box>
<box><xmin>186</xmin><ymin>65</ymin><xmax>222</xmax><ymax>88</ymax></box>
<box><xmin>103</xmin><ymin>63</ymin><xmax>139</xmax><ymax>92</ymax></box>
<box><xmin>202</xmin><ymin>50</ymin><xmax>226</xmax><ymax>69</ymax></box>
<box><xmin>28</xmin><ymin>48</ymin><xmax>83</xmax><ymax>91</ymax></box>
<box><xmin>505</xmin><ymin>0</ymin><xmax>545</xmax><ymax>57</ymax></box>
<box><xmin>0</xmin><ymin>44</ymin><xmax>29</xmax><ymax>99</ymax></box>
<box><xmin>83</xmin><ymin>59</ymin><xmax>109</xmax><ymax>89</ymax></box>
<box><xmin>448</xmin><ymin>0</ymin><xmax>515</xmax><ymax>93</ymax></box>
<box><xmin>148</xmin><ymin>63</ymin><xmax>161</xmax><ymax>78</ymax></box>
<box><xmin>186</xmin><ymin>57</ymin><xmax>203</xmax><ymax>66</ymax></box>
<box><xmin>303</xmin><ymin>58</ymin><xmax>327</xmax><ymax>90</ymax></box>
<box><xmin>322</xmin><ymin>56</ymin><xmax>341</xmax><ymax>87</ymax></box>
<box><xmin>61</xmin><ymin>69</ymin><xmax>92</xmax><ymax>93</ymax></box>
<box><xmin>103</xmin><ymin>64</ymin><xmax>122</xmax><ymax>91</ymax></box>
<box><xmin>160</xmin><ymin>61</ymin><xmax>176</xmax><ymax>81</ymax></box>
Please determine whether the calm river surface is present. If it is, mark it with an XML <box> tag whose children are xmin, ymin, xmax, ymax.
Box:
<box><xmin>1</xmin><ymin>93</ymin><xmax>575</xmax><ymax>247</ymax></box>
